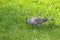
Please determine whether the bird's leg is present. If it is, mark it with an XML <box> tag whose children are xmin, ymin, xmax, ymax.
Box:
<box><xmin>33</xmin><ymin>24</ymin><xmax>41</xmax><ymax>28</ymax></box>
<box><xmin>36</xmin><ymin>24</ymin><xmax>40</xmax><ymax>27</ymax></box>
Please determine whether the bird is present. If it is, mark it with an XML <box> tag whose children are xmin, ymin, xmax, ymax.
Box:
<box><xmin>26</xmin><ymin>17</ymin><xmax>54</xmax><ymax>26</ymax></box>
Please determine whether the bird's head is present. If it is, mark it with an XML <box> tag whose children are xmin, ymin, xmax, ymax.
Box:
<box><xmin>26</xmin><ymin>20</ymin><xmax>32</xmax><ymax>24</ymax></box>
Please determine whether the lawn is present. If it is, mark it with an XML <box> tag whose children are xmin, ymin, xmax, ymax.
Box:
<box><xmin>0</xmin><ymin>0</ymin><xmax>60</xmax><ymax>40</ymax></box>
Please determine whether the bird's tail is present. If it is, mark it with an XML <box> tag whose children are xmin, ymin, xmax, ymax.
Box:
<box><xmin>48</xmin><ymin>18</ymin><xmax>55</xmax><ymax>21</ymax></box>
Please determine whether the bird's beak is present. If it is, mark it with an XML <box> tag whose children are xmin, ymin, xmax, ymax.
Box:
<box><xmin>26</xmin><ymin>21</ymin><xmax>27</xmax><ymax>24</ymax></box>
<box><xmin>26</xmin><ymin>18</ymin><xmax>27</xmax><ymax>24</ymax></box>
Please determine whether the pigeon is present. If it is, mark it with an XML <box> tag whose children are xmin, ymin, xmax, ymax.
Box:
<box><xmin>26</xmin><ymin>17</ymin><xmax>54</xmax><ymax>26</ymax></box>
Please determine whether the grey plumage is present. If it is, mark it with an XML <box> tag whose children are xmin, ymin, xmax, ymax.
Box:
<box><xmin>26</xmin><ymin>18</ymin><xmax>54</xmax><ymax>26</ymax></box>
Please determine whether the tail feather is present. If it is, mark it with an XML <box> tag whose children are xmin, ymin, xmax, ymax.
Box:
<box><xmin>48</xmin><ymin>18</ymin><xmax>55</xmax><ymax>21</ymax></box>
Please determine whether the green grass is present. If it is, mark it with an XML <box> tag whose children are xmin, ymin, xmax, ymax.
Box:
<box><xmin>0</xmin><ymin>0</ymin><xmax>60</xmax><ymax>40</ymax></box>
